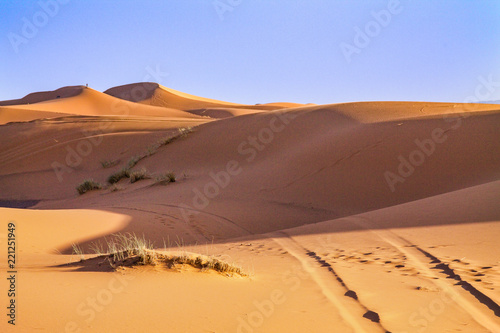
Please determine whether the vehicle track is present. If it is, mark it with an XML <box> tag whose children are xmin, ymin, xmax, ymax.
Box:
<box><xmin>272</xmin><ymin>231</ymin><xmax>389</xmax><ymax>333</ymax></box>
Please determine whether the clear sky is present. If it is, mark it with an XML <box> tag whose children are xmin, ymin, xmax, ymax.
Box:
<box><xmin>1</xmin><ymin>0</ymin><xmax>500</xmax><ymax>104</ymax></box>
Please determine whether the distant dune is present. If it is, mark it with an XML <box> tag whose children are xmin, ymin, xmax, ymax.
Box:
<box><xmin>1</xmin><ymin>84</ymin><xmax>499</xmax><ymax>332</ymax></box>
<box><xmin>105</xmin><ymin>82</ymin><xmax>305</xmax><ymax>114</ymax></box>
<box><xmin>0</xmin><ymin>85</ymin><xmax>85</xmax><ymax>106</ymax></box>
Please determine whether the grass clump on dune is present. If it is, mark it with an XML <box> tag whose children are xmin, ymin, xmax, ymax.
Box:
<box><xmin>126</xmin><ymin>155</ymin><xmax>142</xmax><ymax>169</ymax></box>
<box><xmin>76</xmin><ymin>179</ymin><xmax>103</xmax><ymax>195</ymax></box>
<box><xmin>104</xmin><ymin>127</ymin><xmax>192</xmax><ymax>186</ymax></box>
<box><xmin>100</xmin><ymin>159</ymin><xmax>119</xmax><ymax>169</ymax></box>
<box><xmin>158</xmin><ymin>127</ymin><xmax>193</xmax><ymax>147</ymax></box>
<box><xmin>154</xmin><ymin>172</ymin><xmax>176</xmax><ymax>185</ymax></box>
<box><xmin>87</xmin><ymin>233</ymin><xmax>245</xmax><ymax>276</ymax></box>
<box><xmin>107</xmin><ymin>168</ymin><xmax>131</xmax><ymax>184</ymax></box>
<box><xmin>129</xmin><ymin>168</ymin><xmax>151</xmax><ymax>183</ymax></box>
<box><xmin>71</xmin><ymin>242</ymin><xmax>86</xmax><ymax>261</ymax></box>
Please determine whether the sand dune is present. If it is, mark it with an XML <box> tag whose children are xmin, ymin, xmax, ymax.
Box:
<box><xmin>1</xmin><ymin>86</ymin><xmax>206</xmax><ymax>119</ymax></box>
<box><xmin>1</xmin><ymin>85</ymin><xmax>499</xmax><ymax>332</ymax></box>
<box><xmin>0</xmin><ymin>85</ymin><xmax>85</xmax><ymax>106</ymax></box>
<box><xmin>105</xmin><ymin>82</ymin><xmax>304</xmax><ymax>112</ymax></box>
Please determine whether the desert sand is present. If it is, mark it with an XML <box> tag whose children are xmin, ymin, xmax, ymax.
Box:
<box><xmin>0</xmin><ymin>83</ymin><xmax>499</xmax><ymax>332</ymax></box>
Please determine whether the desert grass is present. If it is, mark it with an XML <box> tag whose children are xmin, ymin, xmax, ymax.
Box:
<box><xmin>157</xmin><ymin>127</ymin><xmax>193</xmax><ymax>147</ymax></box>
<box><xmin>71</xmin><ymin>243</ymin><xmax>85</xmax><ymax>261</ymax></box>
<box><xmin>107</xmin><ymin>168</ymin><xmax>131</xmax><ymax>184</ymax></box>
<box><xmin>126</xmin><ymin>155</ymin><xmax>142</xmax><ymax>169</ymax></box>
<box><xmin>153</xmin><ymin>172</ymin><xmax>176</xmax><ymax>185</ymax></box>
<box><xmin>76</xmin><ymin>179</ymin><xmax>103</xmax><ymax>195</ymax></box>
<box><xmin>104</xmin><ymin>127</ymin><xmax>192</xmax><ymax>185</ymax></box>
<box><xmin>129</xmin><ymin>168</ymin><xmax>151</xmax><ymax>183</ymax></box>
<box><xmin>87</xmin><ymin>233</ymin><xmax>245</xmax><ymax>276</ymax></box>
<box><xmin>100</xmin><ymin>159</ymin><xmax>120</xmax><ymax>169</ymax></box>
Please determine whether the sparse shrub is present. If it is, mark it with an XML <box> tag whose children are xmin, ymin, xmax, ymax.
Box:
<box><xmin>154</xmin><ymin>172</ymin><xmax>176</xmax><ymax>185</ymax></box>
<box><xmin>71</xmin><ymin>243</ymin><xmax>85</xmax><ymax>261</ymax></box>
<box><xmin>89</xmin><ymin>242</ymin><xmax>105</xmax><ymax>256</ymax></box>
<box><xmin>126</xmin><ymin>156</ymin><xmax>141</xmax><ymax>169</ymax></box>
<box><xmin>107</xmin><ymin>168</ymin><xmax>130</xmax><ymax>184</ymax></box>
<box><xmin>129</xmin><ymin>168</ymin><xmax>151</xmax><ymax>183</ymax></box>
<box><xmin>158</xmin><ymin>127</ymin><xmax>193</xmax><ymax>147</ymax></box>
<box><xmin>146</xmin><ymin>144</ymin><xmax>160</xmax><ymax>156</ymax></box>
<box><xmin>100</xmin><ymin>159</ymin><xmax>119</xmax><ymax>169</ymax></box>
<box><xmin>82</xmin><ymin>233</ymin><xmax>245</xmax><ymax>276</ymax></box>
<box><xmin>76</xmin><ymin>179</ymin><xmax>102</xmax><ymax>195</ymax></box>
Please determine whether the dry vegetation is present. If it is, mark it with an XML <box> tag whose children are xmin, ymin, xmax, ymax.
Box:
<box><xmin>73</xmin><ymin>233</ymin><xmax>245</xmax><ymax>276</ymax></box>
<box><xmin>76</xmin><ymin>179</ymin><xmax>103</xmax><ymax>195</ymax></box>
<box><xmin>76</xmin><ymin>127</ymin><xmax>192</xmax><ymax>194</ymax></box>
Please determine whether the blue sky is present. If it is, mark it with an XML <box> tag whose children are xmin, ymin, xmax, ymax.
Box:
<box><xmin>1</xmin><ymin>0</ymin><xmax>500</xmax><ymax>104</ymax></box>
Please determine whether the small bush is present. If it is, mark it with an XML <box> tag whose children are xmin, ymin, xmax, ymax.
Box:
<box><xmin>76</xmin><ymin>179</ymin><xmax>102</xmax><ymax>195</ymax></box>
<box><xmin>108</xmin><ymin>168</ymin><xmax>130</xmax><ymax>184</ymax></box>
<box><xmin>154</xmin><ymin>172</ymin><xmax>176</xmax><ymax>185</ymax></box>
<box><xmin>129</xmin><ymin>168</ymin><xmax>151</xmax><ymax>183</ymax></box>
<box><xmin>100</xmin><ymin>159</ymin><xmax>119</xmax><ymax>169</ymax></box>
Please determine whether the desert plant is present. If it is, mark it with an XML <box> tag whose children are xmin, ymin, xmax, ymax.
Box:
<box><xmin>146</xmin><ymin>144</ymin><xmax>160</xmax><ymax>156</ymax></box>
<box><xmin>107</xmin><ymin>168</ymin><xmax>130</xmax><ymax>184</ymax></box>
<box><xmin>76</xmin><ymin>179</ymin><xmax>102</xmax><ymax>195</ymax></box>
<box><xmin>71</xmin><ymin>243</ymin><xmax>85</xmax><ymax>261</ymax></box>
<box><xmin>89</xmin><ymin>241</ymin><xmax>105</xmax><ymax>256</ymax></box>
<box><xmin>100</xmin><ymin>159</ymin><xmax>119</xmax><ymax>169</ymax></box>
<box><xmin>85</xmin><ymin>233</ymin><xmax>245</xmax><ymax>275</ymax></box>
<box><xmin>126</xmin><ymin>155</ymin><xmax>142</xmax><ymax>169</ymax></box>
<box><xmin>91</xmin><ymin>233</ymin><xmax>155</xmax><ymax>265</ymax></box>
<box><xmin>129</xmin><ymin>168</ymin><xmax>151</xmax><ymax>183</ymax></box>
<box><xmin>158</xmin><ymin>127</ymin><xmax>193</xmax><ymax>147</ymax></box>
<box><xmin>154</xmin><ymin>172</ymin><xmax>176</xmax><ymax>185</ymax></box>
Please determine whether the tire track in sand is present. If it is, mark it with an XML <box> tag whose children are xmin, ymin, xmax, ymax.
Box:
<box><xmin>351</xmin><ymin>216</ymin><xmax>500</xmax><ymax>332</ymax></box>
<box><xmin>272</xmin><ymin>231</ymin><xmax>389</xmax><ymax>333</ymax></box>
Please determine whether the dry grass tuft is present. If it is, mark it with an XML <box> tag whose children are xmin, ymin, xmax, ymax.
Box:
<box><xmin>76</xmin><ymin>179</ymin><xmax>103</xmax><ymax>195</ymax></box>
<box><xmin>129</xmin><ymin>168</ymin><xmax>151</xmax><ymax>183</ymax></box>
<box><xmin>86</xmin><ymin>233</ymin><xmax>245</xmax><ymax>276</ymax></box>
<box><xmin>107</xmin><ymin>168</ymin><xmax>130</xmax><ymax>184</ymax></box>
<box><xmin>100</xmin><ymin>159</ymin><xmax>120</xmax><ymax>169</ymax></box>
<box><xmin>154</xmin><ymin>172</ymin><xmax>176</xmax><ymax>185</ymax></box>
<box><xmin>158</xmin><ymin>127</ymin><xmax>193</xmax><ymax>147</ymax></box>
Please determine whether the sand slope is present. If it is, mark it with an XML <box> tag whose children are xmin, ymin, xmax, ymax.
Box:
<box><xmin>1</xmin><ymin>86</ymin><xmax>499</xmax><ymax>332</ymax></box>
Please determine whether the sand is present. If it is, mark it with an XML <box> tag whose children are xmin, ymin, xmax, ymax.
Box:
<box><xmin>0</xmin><ymin>84</ymin><xmax>499</xmax><ymax>332</ymax></box>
